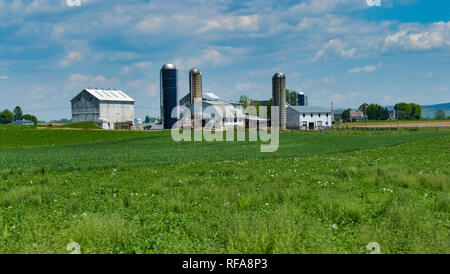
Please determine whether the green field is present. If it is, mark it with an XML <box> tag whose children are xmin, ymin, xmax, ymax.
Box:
<box><xmin>341</xmin><ymin>119</ymin><xmax>450</xmax><ymax>126</ymax></box>
<box><xmin>0</xmin><ymin>126</ymin><xmax>449</xmax><ymax>253</ymax></box>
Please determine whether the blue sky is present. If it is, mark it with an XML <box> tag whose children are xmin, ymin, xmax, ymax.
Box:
<box><xmin>0</xmin><ymin>0</ymin><xmax>449</xmax><ymax>121</ymax></box>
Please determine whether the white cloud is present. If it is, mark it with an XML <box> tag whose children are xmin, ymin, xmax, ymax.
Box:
<box><xmin>384</xmin><ymin>21</ymin><xmax>450</xmax><ymax>51</ymax></box>
<box><xmin>313</xmin><ymin>39</ymin><xmax>356</xmax><ymax>60</ymax></box>
<box><xmin>348</xmin><ymin>62</ymin><xmax>382</xmax><ymax>74</ymax></box>
<box><xmin>181</xmin><ymin>46</ymin><xmax>246</xmax><ymax>68</ymax></box>
<box><xmin>0</xmin><ymin>75</ymin><xmax>8</xmax><ymax>80</ymax></box>
<box><xmin>122</xmin><ymin>61</ymin><xmax>152</xmax><ymax>73</ymax></box>
<box><xmin>136</xmin><ymin>16</ymin><xmax>165</xmax><ymax>34</ymax></box>
<box><xmin>197</xmin><ymin>15</ymin><xmax>259</xmax><ymax>33</ymax></box>
<box><xmin>322</xmin><ymin>77</ymin><xmax>337</xmax><ymax>84</ymax></box>
<box><xmin>64</xmin><ymin>73</ymin><xmax>117</xmax><ymax>91</ymax></box>
<box><xmin>59</xmin><ymin>51</ymin><xmax>82</xmax><ymax>67</ymax></box>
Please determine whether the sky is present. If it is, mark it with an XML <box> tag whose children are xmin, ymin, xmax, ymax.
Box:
<box><xmin>0</xmin><ymin>0</ymin><xmax>449</xmax><ymax>121</ymax></box>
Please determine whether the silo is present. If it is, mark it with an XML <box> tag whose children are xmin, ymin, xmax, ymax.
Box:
<box><xmin>189</xmin><ymin>68</ymin><xmax>202</xmax><ymax>105</ymax></box>
<box><xmin>272</xmin><ymin>72</ymin><xmax>286</xmax><ymax>129</ymax></box>
<box><xmin>160</xmin><ymin>63</ymin><xmax>178</xmax><ymax>129</ymax></box>
<box><xmin>298</xmin><ymin>91</ymin><xmax>308</xmax><ymax>106</ymax></box>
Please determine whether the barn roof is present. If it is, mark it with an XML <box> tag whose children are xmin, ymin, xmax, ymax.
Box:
<box><xmin>288</xmin><ymin>105</ymin><xmax>331</xmax><ymax>113</ymax></box>
<box><xmin>73</xmin><ymin>89</ymin><xmax>135</xmax><ymax>102</ymax></box>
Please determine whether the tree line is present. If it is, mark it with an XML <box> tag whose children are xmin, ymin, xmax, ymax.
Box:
<box><xmin>0</xmin><ymin>106</ymin><xmax>38</xmax><ymax>125</ymax></box>
<box><xmin>340</xmin><ymin>102</ymin><xmax>425</xmax><ymax>122</ymax></box>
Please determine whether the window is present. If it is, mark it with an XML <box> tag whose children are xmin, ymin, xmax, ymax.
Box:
<box><xmin>318</xmin><ymin>113</ymin><xmax>321</xmax><ymax>117</ymax></box>
<box><xmin>311</xmin><ymin>113</ymin><xmax>313</xmax><ymax>118</ymax></box>
<box><xmin>303</xmin><ymin>113</ymin><xmax>305</xmax><ymax>118</ymax></box>
<box><xmin>326</xmin><ymin>113</ymin><xmax>329</xmax><ymax>118</ymax></box>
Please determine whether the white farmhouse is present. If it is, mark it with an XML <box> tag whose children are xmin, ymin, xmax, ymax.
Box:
<box><xmin>287</xmin><ymin>105</ymin><xmax>333</xmax><ymax>130</ymax></box>
<box><xmin>71</xmin><ymin>88</ymin><xmax>135</xmax><ymax>129</ymax></box>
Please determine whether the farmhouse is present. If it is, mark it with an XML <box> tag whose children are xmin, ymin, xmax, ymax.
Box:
<box><xmin>287</xmin><ymin>105</ymin><xmax>332</xmax><ymax>130</ymax></box>
<box><xmin>71</xmin><ymin>88</ymin><xmax>135</xmax><ymax>129</ymax></box>
<box><xmin>350</xmin><ymin>111</ymin><xmax>364</xmax><ymax>121</ymax></box>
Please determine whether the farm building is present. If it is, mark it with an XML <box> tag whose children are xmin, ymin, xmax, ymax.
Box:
<box><xmin>180</xmin><ymin>91</ymin><xmax>245</xmax><ymax>129</ymax></box>
<box><xmin>12</xmin><ymin>120</ymin><xmax>35</xmax><ymax>125</ymax></box>
<box><xmin>287</xmin><ymin>105</ymin><xmax>332</xmax><ymax>130</ymax></box>
<box><xmin>350</xmin><ymin>111</ymin><xmax>364</xmax><ymax>121</ymax></box>
<box><xmin>71</xmin><ymin>88</ymin><xmax>135</xmax><ymax>129</ymax></box>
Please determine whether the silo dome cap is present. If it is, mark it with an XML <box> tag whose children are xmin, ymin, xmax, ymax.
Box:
<box><xmin>189</xmin><ymin>68</ymin><xmax>201</xmax><ymax>75</ymax></box>
<box><xmin>273</xmin><ymin>72</ymin><xmax>286</xmax><ymax>78</ymax></box>
<box><xmin>162</xmin><ymin>63</ymin><xmax>177</xmax><ymax>70</ymax></box>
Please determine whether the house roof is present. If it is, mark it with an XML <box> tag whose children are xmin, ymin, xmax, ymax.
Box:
<box><xmin>288</xmin><ymin>105</ymin><xmax>331</xmax><ymax>113</ymax></box>
<box><xmin>73</xmin><ymin>89</ymin><xmax>135</xmax><ymax>102</ymax></box>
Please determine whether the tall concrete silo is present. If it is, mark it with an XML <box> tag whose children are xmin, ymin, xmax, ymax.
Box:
<box><xmin>272</xmin><ymin>72</ymin><xmax>286</xmax><ymax>129</ymax></box>
<box><xmin>189</xmin><ymin>68</ymin><xmax>202</xmax><ymax>105</ymax></box>
<box><xmin>160</xmin><ymin>63</ymin><xmax>178</xmax><ymax>129</ymax></box>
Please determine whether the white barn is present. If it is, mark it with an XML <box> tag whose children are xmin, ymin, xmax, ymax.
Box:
<box><xmin>71</xmin><ymin>89</ymin><xmax>135</xmax><ymax>129</ymax></box>
<box><xmin>287</xmin><ymin>105</ymin><xmax>332</xmax><ymax>130</ymax></box>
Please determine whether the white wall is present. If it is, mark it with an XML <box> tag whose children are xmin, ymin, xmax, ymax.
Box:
<box><xmin>287</xmin><ymin>108</ymin><xmax>332</xmax><ymax>130</ymax></box>
<box><xmin>299</xmin><ymin>112</ymin><xmax>332</xmax><ymax>129</ymax></box>
<box><xmin>99</xmin><ymin>102</ymin><xmax>135</xmax><ymax>123</ymax></box>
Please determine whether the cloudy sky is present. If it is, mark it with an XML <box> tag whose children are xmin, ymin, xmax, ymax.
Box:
<box><xmin>0</xmin><ymin>0</ymin><xmax>449</xmax><ymax>121</ymax></box>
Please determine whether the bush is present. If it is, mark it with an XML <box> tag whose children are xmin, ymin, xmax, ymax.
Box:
<box><xmin>22</xmin><ymin>114</ymin><xmax>38</xmax><ymax>125</ymax></box>
<box><xmin>0</xmin><ymin>109</ymin><xmax>14</xmax><ymax>124</ymax></box>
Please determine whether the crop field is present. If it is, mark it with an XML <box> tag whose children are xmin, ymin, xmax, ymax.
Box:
<box><xmin>0</xmin><ymin>126</ymin><xmax>449</xmax><ymax>253</ymax></box>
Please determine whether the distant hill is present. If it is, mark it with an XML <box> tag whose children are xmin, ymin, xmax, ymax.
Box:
<box><xmin>421</xmin><ymin>103</ymin><xmax>450</xmax><ymax>119</ymax></box>
<box><xmin>421</xmin><ymin>103</ymin><xmax>450</xmax><ymax>111</ymax></box>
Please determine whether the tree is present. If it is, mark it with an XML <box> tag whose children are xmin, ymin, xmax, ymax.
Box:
<box><xmin>410</xmin><ymin>103</ymin><xmax>421</xmax><ymax>119</ymax></box>
<box><xmin>13</xmin><ymin>106</ymin><xmax>23</xmax><ymax>121</ymax></box>
<box><xmin>365</xmin><ymin>104</ymin><xmax>390</xmax><ymax>120</ymax></box>
<box><xmin>22</xmin><ymin>114</ymin><xmax>38</xmax><ymax>125</ymax></box>
<box><xmin>239</xmin><ymin>95</ymin><xmax>250</xmax><ymax>109</ymax></box>
<box><xmin>434</xmin><ymin>109</ymin><xmax>446</xmax><ymax>120</ymax></box>
<box><xmin>249</xmin><ymin>100</ymin><xmax>262</xmax><ymax>116</ymax></box>
<box><xmin>144</xmin><ymin>115</ymin><xmax>151</xmax><ymax>123</ymax></box>
<box><xmin>359</xmin><ymin>103</ymin><xmax>369</xmax><ymax>116</ymax></box>
<box><xmin>394</xmin><ymin>102</ymin><xmax>422</xmax><ymax>120</ymax></box>
<box><xmin>267</xmin><ymin>98</ymin><xmax>273</xmax><ymax>120</ymax></box>
<box><xmin>341</xmin><ymin>109</ymin><xmax>351</xmax><ymax>122</ymax></box>
<box><xmin>285</xmin><ymin>89</ymin><xmax>298</xmax><ymax>106</ymax></box>
<box><xmin>0</xmin><ymin>109</ymin><xmax>14</xmax><ymax>124</ymax></box>
<box><xmin>366</xmin><ymin>104</ymin><xmax>379</xmax><ymax>120</ymax></box>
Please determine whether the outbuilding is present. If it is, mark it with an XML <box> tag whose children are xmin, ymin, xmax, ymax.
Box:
<box><xmin>71</xmin><ymin>88</ymin><xmax>135</xmax><ymax>129</ymax></box>
<box><xmin>287</xmin><ymin>105</ymin><xmax>332</xmax><ymax>130</ymax></box>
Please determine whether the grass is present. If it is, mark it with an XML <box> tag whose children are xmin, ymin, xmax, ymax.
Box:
<box><xmin>341</xmin><ymin>119</ymin><xmax>450</xmax><ymax>126</ymax></box>
<box><xmin>0</xmin><ymin>126</ymin><xmax>448</xmax><ymax>253</ymax></box>
<box><xmin>37</xmin><ymin>121</ymin><xmax>100</xmax><ymax>129</ymax></box>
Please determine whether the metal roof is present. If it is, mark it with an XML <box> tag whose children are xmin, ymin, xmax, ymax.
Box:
<box><xmin>288</xmin><ymin>105</ymin><xmax>331</xmax><ymax>113</ymax></box>
<box><xmin>203</xmin><ymin>92</ymin><xmax>221</xmax><ymax>101</ymax></box>
<box><xmin>273</xmin><ymin>72</ymin><xmax>286</xmax><ymax>78</ymax></box>
<box><xmin>161</xmin><ymin>63</ymin><xmax>177</xmax><ymax>70</ymax></box>
<box><xmin>189</xmin><ymin>68</ymin><xmax>201</xmax><ymax>75</ymax></box>
<box><xmin>83</xmin><ymin>89</ymin><xmax>135</xmax><ymax>102</ymax></box>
